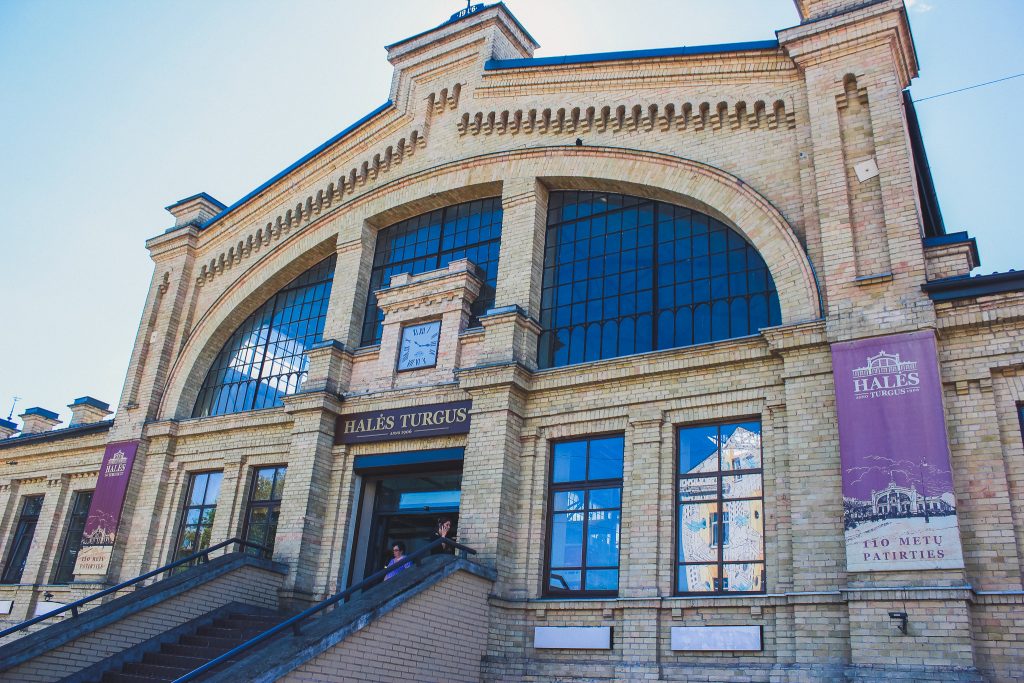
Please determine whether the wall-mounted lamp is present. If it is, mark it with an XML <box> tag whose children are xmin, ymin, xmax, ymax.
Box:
<box><xmin>6</xmin><ymin>461</ymin><xmax>17</xmax><ymax>466</ymax></box>
<box><xmin>888</xmin><ymin>611</ymin><xmax>908</xmax><ymax>635</ymax></box>
<box><xmin>42</xmin><ymin>591</ymin><xmax>54</xmax><ymax>602</ymax></box>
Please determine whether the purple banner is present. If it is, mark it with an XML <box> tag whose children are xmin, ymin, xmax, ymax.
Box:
<box><xmin>831</xmin><ymin>331</ymin><xmax>964</xmax><ymax>571</ymax></box>
<box><xmin>336</xmin><ymin>401</ymin><xmax>471</xmax><ymax>445</ymax></box>
<box><xmin>81</xmin><ymin>440</ymin><xmax>138</xmax><ymax>547</ymax></box>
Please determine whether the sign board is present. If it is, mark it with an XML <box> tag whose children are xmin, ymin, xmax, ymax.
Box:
<box><xmin>831</xmin><ymin>331</ymin><xmax>964</xmax><ymax>572</ymax></box>
<box><xmin>335</xmin><ymin>401</ymin><xmax>471</xmax><ymax>445</ymax></box>
<box><xmin>74</xmin><ymin>440</ymin><xmax>139</xmax><ymax>577</ymax></box>
<box><xmin>533</xmin><ymin>626</ymin><xmax>612</xmax><ymax>650</ymax></box>
<box><xmin>671</xmin><ymin>626</ymin><xmax>762</xmax><ymax>652</ymax></box>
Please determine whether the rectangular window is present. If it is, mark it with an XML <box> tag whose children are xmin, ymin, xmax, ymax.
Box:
<box><xmin>53</xmin><ymin>491</ymin><xmax>93</xmax><ymax>584</ymax></box>
<box><xmin>243</xmin><ymin>466</ymin><xmax>286</xmax><ymax>557</ymax></box>
<box><xmin>677</xmin><ymin>421</ymin><xmax>764</xmax><ymax>594</ymax></box>
<box><xmin>1</xmin><ymin>495</ymin><xmax>44</xmax><ymax>584</ymax></box>
<box><xmin>174</xmin><ymin>472</ymin><xmax>222</xmax><ymax>561</ymax></box>
<box><xmin>546</xmin><ymin>435</ymin><xmax>623</xmax><ymax>596</ymax></box>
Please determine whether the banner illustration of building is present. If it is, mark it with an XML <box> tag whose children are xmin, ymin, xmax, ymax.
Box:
<box><xmin>831</xmin><ymin>331</ymin><xmax>964</xmax><ymax>572</ymax></box>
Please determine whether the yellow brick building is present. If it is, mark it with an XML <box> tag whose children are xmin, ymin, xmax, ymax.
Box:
<box><xmin>1</xmin><ymin>2</ymin><xmax>1023</xmax><ymax>681</ymax></box>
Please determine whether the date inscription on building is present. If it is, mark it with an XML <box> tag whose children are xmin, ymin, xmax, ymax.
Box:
<box><xmin>335</xmin><ymin>400</ymin><xmax>471</xmax><ymax>444</ymax></box>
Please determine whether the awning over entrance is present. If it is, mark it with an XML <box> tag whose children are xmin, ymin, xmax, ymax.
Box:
<box><xmin>353</xmin><ymin>448</ymin><xmax>464</xmax><ymax>475</ymax></box>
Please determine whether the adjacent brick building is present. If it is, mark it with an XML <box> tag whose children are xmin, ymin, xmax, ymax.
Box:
<box><xmin>2</xmin><ymin>1</ymin><xmax>1023</xmax><ymax>680</ymax></box>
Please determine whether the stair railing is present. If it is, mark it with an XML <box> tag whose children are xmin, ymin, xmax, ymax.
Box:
<box><xmin>172</xmin><ymin>537</ymin><xmax>476</xmax><ymax>683</ymax></box>
<box><xmin>0</xmin><ymin>537</ymin><xmax>267</xmax><ymax>640</ymax></box>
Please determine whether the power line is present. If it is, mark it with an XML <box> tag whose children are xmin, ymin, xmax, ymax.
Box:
<box><xmin>913</xmin><ymin>72</ymin><xmax>1024</xmax><ymax>103</ymax></box>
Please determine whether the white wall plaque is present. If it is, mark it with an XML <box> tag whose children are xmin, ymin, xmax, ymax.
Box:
<box><xmin>33</xmin><ymin>601</ymin><xmax>65</xmax><ymax>617</ymax></box>
<box><xmin>0</xmin><ymin>600</ymin><xmax>12</xmax><ymax>615</ymax></box>
<box><xmin>534</xmin><ymin>626</ymin><xmax>612</xmax><ymax>650</ymax></box>
<box><xmin>671</xmin><ymin>625</ymin><xmax>762</xmax><ymax>652</ymax></box>
<box><xmin>854</xmin><ymin>157</ymin><xmax>880</xmax><ymax>182</ymax></box>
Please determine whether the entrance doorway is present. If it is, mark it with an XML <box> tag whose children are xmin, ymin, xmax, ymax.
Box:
<box><xmin>353</xmin><ymin>471</ymin><xmax>461</xmax><ymax>583</ymax></box>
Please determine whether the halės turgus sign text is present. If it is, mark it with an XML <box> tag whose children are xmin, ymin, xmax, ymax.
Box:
<box><xmin>335</xmin><ymin>401</ymin><xmax>471</xmax><ymax>445</ymax></box>
<box><xmin>831</xmin><ymin>331</ymin><xmax>964</xmax><ymax>572</ymax></box>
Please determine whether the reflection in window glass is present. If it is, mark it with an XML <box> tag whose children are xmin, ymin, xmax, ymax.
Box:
<box><xmin>193</xmin><ymin>255</ymin><xmax>336</xmax><ymax>417</ymax></box>
<box><xmin>361</xmin><ymin>198</ymin><xmax>503</xmax><ymax>345</ymax></box>
<box><xmin>244</xmin><ymin>466</ymin><xmax>286</xmax><ymax>556</ymax></box>
<box><xmin>538</xmin><ymin>192</ymin><xmax>781</xmax><ymax>368</ymax></box>
<box><xmin>174</xmin><ymin>472</ymin><xmax>222</xmax><ymax>561</ymax></box>
<box><xmin>547</xmin><ymin>436</ymin><xmax>624</xmax><ymax>595</ymax></box>
<box><xmin>54</xmin><ymin>491</ymin><xmax>93</xmax><ymax>584</ymax></box>
<box><xmin>1</xmin><ymin>495</ymin><xmax>44</xmax><ymax>584</ymax></box>
<box><xmin>677</xmin><ymin>422</ymin><xmax>764</xmax><ymax>594</ymax></box>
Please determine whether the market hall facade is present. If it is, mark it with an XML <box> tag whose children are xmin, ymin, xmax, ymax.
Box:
<box><xmin>1</xmin><ymin>1</ymin><xmax>1024</xmax><ymax>681</ymax></box>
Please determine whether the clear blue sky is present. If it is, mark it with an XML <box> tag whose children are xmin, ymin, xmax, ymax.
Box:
<box><xmin>1</xmin><ymin>0</ymin><xmax>1021</xmax><ymax>425</ymax></box>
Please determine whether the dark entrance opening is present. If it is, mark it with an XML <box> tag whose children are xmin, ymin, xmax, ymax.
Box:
<box><xmin>356</xmin><ymin>470</ymin><xmax>462</xmax><ymax>582</ymax></box>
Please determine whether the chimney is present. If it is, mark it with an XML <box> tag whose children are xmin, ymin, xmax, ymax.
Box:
<box><xmin>0</xmin><ymin>418</ymin><xmax>17</xmax><ymax>439</ymax></box>
<box><xmin>19</xmin><ymin>407</ymin><xmax>61</xmax><ymax>434</ymax></box>
<box><xmin>165</xmin><ymin>192</ymin><xmax>227</xmax><ymax>230</ymax></box>
<box><xmin>68</xmin><ymin>396</ymin><xmax>112</xmax><ymax>426</ymax></box>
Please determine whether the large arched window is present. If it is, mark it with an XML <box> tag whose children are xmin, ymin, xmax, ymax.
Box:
<box><xmin>538</xmin><ymin>192</ymin><xmax>780</xmax><ymax>369</ymax></box>
<box><xmin>360</xmin><ymin>197</ymin><xmax>503</xmax><ymax>345</ymax></box>
<box><xmin>193</xmin><ymin>255</ymin><xmax>336</xmax><ymax>417</ymax></box>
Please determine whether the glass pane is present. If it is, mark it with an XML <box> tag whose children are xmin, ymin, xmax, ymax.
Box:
<box><xmin>253</xmin><ymin>469</ymin><xmax>275</xmax><ymax>501</ymax></box>
<box><xmin>549</xmin><ymin>512</ymin><xmax>584</xmax><ymax>567</ymax></box>
<box><xmin>589</xmin><ymin>488</ymin><xmax>621</xmax><ymax>510</ymax></box>
<box><xmin>588</xmin><ymin>436</ymin><xmax>623</xmax><ymax>480</ymax></box>
<box><xmin>678</xmin><ymin>502</ymin><xmax>718</xmax><ymax>564</ymax></box>
<box><xmin>585</xmin><ymin>569</ymin><xmax>618</xmax><ymax>591</ymax></box>
<box><xmin>678</xmin><ymin>563</ymin><xmax>719</xmax><ymax>593</ymax></box>
<box><xmin>190</xmin><ymin>475</ymin><xmax>209</xmax><ymax>505</ymax></box>
<box><xmin>586</xmin><ymin>511</ymin><xmax>620</xmax><ymax>566</ymax></box>
<box><xmin>200</xmin><ymin>507</ymin><xmax>216</xmax><ymax>526</ymax></box>
<box><xmin>553</xmin><ymin>441</ymin><xmax>587</xmax><ymax>483</ymax></box>
<box><xmin>678</xmin><ymin>476</ymin><xmax>718</xmax><ymax>501</ymax></box>
<box><xmin>203</xmin><ymin>472</ymin><xmax>222</xmax><ymax>505</ymax></box>
<box><xmin>549</xmin><ymin>569</ymin><xmax>581</xmax><ymax>592</ymax></box>
<box><xmin>553</xmin><ymin>490</ymin><xmax>585</xmax><ymax>512</ymax></box>
<box><xmin>722</xmin><ymin>500</ymin><xmax>764</xmax><ymax>562</ymax></box>
<box><xmin>721</xmin><ymin>473</ymin><xmax>762</xmax><ymax>500</ymax></box>
<box><xmin>185</xmin><ymin>509</ymin><xmax>201</xmax><ymax>525</ymax></box>
<box><xmin>271</xmin><ymin>468</ymin><xmax>287</xmax><ymax>500</ymax></box>
<box><xmin>723</xmin><ymin>562</ymin><xmax>764</xmax><ymax>592</ymax></box>
<box><xmin>23</xmin><ymin>496</ymin><xmax>44</xmax><ymax>517</ymax></box>
<box><xmin>679</xmin><ymin>426</ymin><xmax>719</xmax><ymax>474</ymax></box>
<box><xmin>721</xmin><ymin>422</ymin><xmax>761</xmax><ymax>470</ymax></box>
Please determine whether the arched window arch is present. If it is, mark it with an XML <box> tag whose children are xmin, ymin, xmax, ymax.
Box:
<box><xmin>360</xmin><ymin>197</ymin><xmax>503</xmax><ymax>345</ymax></box>
<box><xmin>193</xmin><ymin>254</ymin><xmax>336</xmax><ymax>417</ymax></box>
<box><xmin>538</xmin><ymin>191</ymin><xmax>781</xmax><ymax>369</ymax></box>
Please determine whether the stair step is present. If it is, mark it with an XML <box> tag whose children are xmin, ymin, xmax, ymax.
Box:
<box><xmin>125</xmin><ymin>661</ymin><xmax>192</xmax><ymax>678</ymax></box>
<box><xmin>101</xmin><ymin>673</ymin><xmax>174</xmax><ymax>683</ymax></box>
<box><xmin>162</xmin><ymin>642</ymin><xmax>238</xmax><ymax>660</ymax></box>
<box><xmin>143</xmin><ymin>652</ymin><xmax>209</xmax><ymax>668</ymax></box>
<box><xmin>179</xmin><ymin>633</ymin><xmax>246</xmax><ymax>649</ymax></box>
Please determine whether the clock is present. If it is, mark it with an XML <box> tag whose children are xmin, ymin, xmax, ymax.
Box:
<box><xmin>397</xmin><ymin>320</ymin><xmax>441</xmax><ymax>371</ymax></box>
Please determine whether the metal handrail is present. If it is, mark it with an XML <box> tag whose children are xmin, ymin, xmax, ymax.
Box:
<box><xmin>0</xmin><ymin>537</ymin><xmax>267</xmax><ymax>640</ymax></box>
<box><xmin>172</xmin><ymin>537</ymin><xmax>476</xmax><ymax>683</ymax></box>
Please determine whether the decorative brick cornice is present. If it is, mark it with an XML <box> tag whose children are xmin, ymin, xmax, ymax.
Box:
<box><xmin>195</xmin><ymin>84</ymin><xmax>462</xmax><ymax>287</ymax></box>
<box><xmin>458</xmin><ymin>98</ymin><xmax>796</xmax><ymax>138</ymax></box>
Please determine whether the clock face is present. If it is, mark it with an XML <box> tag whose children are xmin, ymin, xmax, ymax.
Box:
<box><xmin>397</xmin><ymin>321</ymin><xmax>441</xmax><ymax>371</ymax></box>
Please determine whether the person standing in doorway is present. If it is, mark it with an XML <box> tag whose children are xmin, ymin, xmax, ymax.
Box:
<box><xmin>384</xmin><ymin>541</ymin><xmax>411</xmax><ymax>580</ymax></box>
<box><xmin>430</xmin><ymin>516</ymin><xmax>456</xmax><ymax>554</ymax></box>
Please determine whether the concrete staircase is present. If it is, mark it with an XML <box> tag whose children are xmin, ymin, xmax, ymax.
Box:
<box><xmin>94</xmin><ymin>608</ymin><xmax>292</xmax><ymax>683</ymax></box>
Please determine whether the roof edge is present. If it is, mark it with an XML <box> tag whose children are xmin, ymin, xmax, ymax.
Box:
<box><xmin>385</xmin><ymin>2</ymin><xmax>539</xmax><ymax>51</ymax></box>
<box><xmin>198</xmin><ymin>100</ymin><xmax>394</xmax><ymax>233</ymax></box>
<box><xmin>485</xmin><ymin>39</ymin><xmax>781</xmax><ymax>71</ymax></box>
<box><xmin>0</xmin><ymin>420</ymin><xmax>113</xmax><ymax>450</ymax></box>
<box><xmin>923</xmin><ymin>270</ymin><xmax>1024</xmax><ymax>303</ymax></box>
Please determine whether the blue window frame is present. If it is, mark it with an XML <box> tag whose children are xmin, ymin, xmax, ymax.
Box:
<box><xmin>538</xmin><ymin>191</ymin><xmax>781</xmax><ymax>369</ymax></box>
<box><xmin>677</xmin><ymin>421</ymin><xmax>765</xmax><ymax>595</ymax></box>
<box><xmin>193</xmin><ymin>255</ymin><xmax>335</xmax><ymax>417</ymax></box>
<box><xmin>360</xmin><ymin>198</ymin><xmax>503</xmax><ymax>346</ymax></box>
<box><xmin>545</xmin><ymin>435</ymin><xmax>624</xmax><ymax>596</ymax></box>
